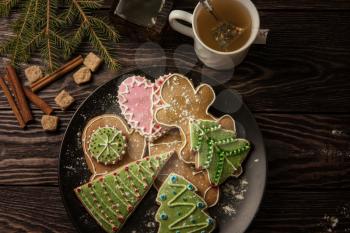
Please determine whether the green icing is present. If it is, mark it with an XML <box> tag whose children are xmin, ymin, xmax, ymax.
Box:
<box><xmin>88</xmin><ymin>127</ymin><xmax>126</xmax><ymax>165</ymax></box>
<box><xmin>190</xmin><ymin>120</ymin><xmax>251</xmax><ymax>186</ymax></box>
<box><xmin>155</xmin><ymin>173</ymin><xmax>216</xmax><ymax>233</ymax></box>
<box><xmin>75</xmin><ymin>153</ymin><xmax>172</xmax><ymax>233</ymax></box>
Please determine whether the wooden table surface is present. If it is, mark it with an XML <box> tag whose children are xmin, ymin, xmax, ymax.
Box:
<box><xmin>1</xmin><ymin>0</ymin><xmax>350</xmax><ymax>232</ymax></box>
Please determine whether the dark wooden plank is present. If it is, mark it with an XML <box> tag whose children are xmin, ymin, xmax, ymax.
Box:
<box><xmin>256</xmin><ymin>114</ymin><xmax>350</xmax><ymax>189</ymax></box>
<box><xmin>0</xmin><ymin>113</ymin><xmax>349</xmax><ymax>188</ymax></box>
<box><xmin>248</xmin><ymin>190</ymin><xmax>350</xmax><ymax>233</ymax></box>
<box><xmin>0</xmin><ymin>186</ymin><xmax>349</xmax><ymax>233</ymax></box>
<box><xmin>0</xmin><ymin>186</ymin><xmax>75</xmax><ymax>233</ymax></box>
<box><xmin>1</xmin><ymin>10</ymin><xmax>348</xmax><ymax>49</ymax></box>
<box><xmin>1</xmin><ymin>46</ymin><xmax>350</xmax><ymax>113</ymax></box>
<box><xmin>1</xmin><ymin>45</ymin><xmax>350</xmax><ymax>113</ymax></box>
<box><xmin>174</xmin><ymin>0</ymin><xmax>350</xmax><ymax>10</ymax></box>
<box><xmin>104</xmin><ymin>0</ymin><xmax>350</xmax><ymax>10</ymax></box>
<box><xmin>1</xmin><ymin>11</ymin><xmax>350</xmax><ymax>113</ymax></box>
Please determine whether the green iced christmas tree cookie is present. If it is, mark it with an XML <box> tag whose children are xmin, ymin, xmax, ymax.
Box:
<box><xmin>190</xmin><ymin>119</ymin><xmax>251</xmax><ymax>186</ymax></box>
<box><xmin>75</xmin><ymin>152</ymin><xmax>172</xmax><ymax>233</ymax></box>
<box><xmin>155</xmin><ymin>173</ymin><xmax>216</xmax><ymax>233</ymax></box>
<box><xmin>88</xmin><ymin>126</ymin><xmax>127</xmax><ymax>165</ymax></box>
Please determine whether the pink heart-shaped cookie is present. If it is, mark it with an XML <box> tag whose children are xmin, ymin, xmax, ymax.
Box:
<box><xmin>118</xmin><ymin>75</ymin><xmax>170</xmax><ymax>140</ymax></box>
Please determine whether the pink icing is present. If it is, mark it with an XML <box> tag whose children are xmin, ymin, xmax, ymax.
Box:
<box><xmin>118</xmin><ymin>75</ymin><xmax>171</xmax><ymax>140</ymax></box>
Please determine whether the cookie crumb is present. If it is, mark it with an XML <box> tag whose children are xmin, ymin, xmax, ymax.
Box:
<box><xmin>235</xmin><ymin>194</ymin><xmax>244</xmax><ymax>200</ymax></box>
<box><xmin>146</xmin><ymin>222</ymin><xmax>155</xmax><ymax>228</ymax></box>
<box><xmin>222</xmin><ymin>205</ymin><xmax>236</xmax><ymax>216</ymax></box>
<box><xmin>322</xmin><ymin>215</ymin><xmax>339</xmax><ymax>232</ymax></box>
<box><xmin>223</xmin><ymin>184</ymin><xmax>236</xmax><ymax>195</ymax></box>
<box><xmin>241</xmin><ymin>179</ymin><xmax>248</xmax><ymax>186</ymax></box>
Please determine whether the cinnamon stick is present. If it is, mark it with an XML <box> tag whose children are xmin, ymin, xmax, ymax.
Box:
<box><xmin>31</xmin><ymin>55</ymin><xmax>84</xmax><ymax>92</ymax></box>
<box><xmin>0</xmin><ymin>77</ymin><xmax>26</xmax><ymax>128</ymax></box>
<box><xmin>6</xmin><ymin>64</ymin><xmax>33</xmax><ymax>123</ymax></box>
<box><xmin>23</xmin><ymin>87</ymin><xmax>53</xmax><ymax>115</ymax></box>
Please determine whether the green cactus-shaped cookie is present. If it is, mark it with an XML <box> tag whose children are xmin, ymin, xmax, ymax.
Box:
<box><xmin>88</xmin><ymin>127</ymin><xmax>127</xmax><ymax>165</ymax></box>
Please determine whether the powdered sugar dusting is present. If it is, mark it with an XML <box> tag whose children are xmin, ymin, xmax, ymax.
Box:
<box><xmin>214</xmin><ymin>177</ymin><xmax>249</xmax><ymax>222</ymax></box>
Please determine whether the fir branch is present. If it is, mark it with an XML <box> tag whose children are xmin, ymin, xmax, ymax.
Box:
<box><xmin>60</xmin><ymin>3</ymin><xmax>76</xmax><ymax>25</ymax></box>
<box><xmin>31</xmin><ymin>0</ymin><xmax>41</xmax><ymax>30</ymax></box>
<box><xmin>70</xmin><ymin>0</ymin><xmax>120</xmax><ymax>70</ymax></box>
<box><xmin>90</xmin><ymin>17</ymin><xmax>119</xmax><ymax>41</ymax></box>
<box><xmin>1</xmin><ymin>0</ymin><xmax>36</xmax><ymax>64</ymax></box>
<box><xmin>43</xmin><ymin>13</ymin><xmax>72</xmax><ymax>68</ymax></box>
<box><xmin>71</xmin><ymin>22</ymin><xmax>86</xmax><ymax>46</ymax></box>
<box><xmin>43</xmin><ymin>0</ymin><xmax>56</xmax><ymax>69</ymax></box>
<box><xmin>0</xmin><ymin>0</ymin><xmax>120</xmax><ymax>71</ymax></box>
<box><xmin>24</xmin><ymin>29</ymin><xmax>44</xmax><ymax>51</ymax></box>
<box><xmin>0</xmin><ymin>0</ymin><xmax>22</xmax><ymax>16</ymax></box>
<box><xmin>87</xmin><ymin>27</ymin><xmax>119</xmax><ymax>70</ymax></box>
<box><xmin>76</xmin><ymin>0</ymin><xmax>102</xmax><ymax>9</ymax></box>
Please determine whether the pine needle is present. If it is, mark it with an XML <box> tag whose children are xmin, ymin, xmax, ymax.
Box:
<box><xmin>0</xmin><ymin>0</ymin><xmax>21</xmax><ymax>16</ymax></box>
<box><xmin>1</xmin><ymin>0</ymin><xmax>36</xmax><ymax>64</ymax></box>
<box><xmin>69</xmin><ymin>0</ymin><xmax>120</xmax><ymax>70</ymax></box>
<box><xmin>0</xmin><ymin>0</ymin><xmax>120</xmax><ymax>71</ymax></box>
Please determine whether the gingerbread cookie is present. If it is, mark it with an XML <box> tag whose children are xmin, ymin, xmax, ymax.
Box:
<box><xmin>118</xmin><ymin>75</ymin><xmax>171</xmax><ymax>141</ymax></box>
<box><xmin>82</xmin><ymin>114</ymin><xmax>146</xmax><ymax>181</ymax></box>
<box><xmin>148</xmin><ymin>128</ymin><xmax>182</xmax><ymax>156</ymax></box>
<box><xmin>155</xmin><ymin>73</ymin><xmax>216</xmax><ymax>164</ymax></box>
<box><xmin>155</xmin><ymin>173</ymin><xmax>216</xmax><ymax>233</ymax></box>
<box><xmin>75</xmin><ymin>152</ymin><xmax>173</xmax><ymax>233</ymax></box>
<box><xmin>88</xmin><ymin>127</ymin><xmax>127</xmax><ymax>165</ymax></box>
<box><xmin>150</xmin><ymin>115</ymin><xmax>237</xmax><ymax>206</ymax></box>
<box><xmin>190</xmin><ymin>119</ymin><xmax>251</xmax><ymax>186</ymax></box>
<box><xmin>149</xmin><ymin>129</ymin><xmax>219</xmax><ymax>207</ymax></box>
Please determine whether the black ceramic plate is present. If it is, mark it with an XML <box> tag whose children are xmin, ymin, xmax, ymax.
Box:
<box><xmin>59</xmin><ymin>66</ymin><xmax>267</xmax><ymax>233</ymax></box>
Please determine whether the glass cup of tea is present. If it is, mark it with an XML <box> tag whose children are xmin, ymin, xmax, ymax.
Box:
<box><xmin>169</xmin><ymin>0</ymin><xmax>262</xmax><ymax>70</ymax></box>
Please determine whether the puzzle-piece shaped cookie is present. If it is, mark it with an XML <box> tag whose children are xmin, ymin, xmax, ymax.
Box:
<box><xmin>82</xmin><ymin>114</ymin><xmax>146</xmax><ymax>181</ymax></box>
<box><xmin>155</xmin><ymin>74</ymin><xmax>216</xmax><ymax>164</ymax></box>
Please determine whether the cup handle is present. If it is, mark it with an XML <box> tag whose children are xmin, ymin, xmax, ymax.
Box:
<box><xmin>169</xmin><ymin>10</ymin><xmax>195</xmax><ymax>38</ymax></box>
<box><xmin>254</xmin><ymin>29</ymin><xmax>269</xmax><ymax>44</ymax></box>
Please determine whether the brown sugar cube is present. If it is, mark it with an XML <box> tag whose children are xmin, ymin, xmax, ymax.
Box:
<box><xmin>55</xmin><ymin>90</ymin><xmax>75</xmax><ymax>110</ymax></box>
<box><xmin>24</xmin><ymin>65</ymin><xmax>43</xmax><ymax>84</ymax></box>
<box><xmin>73</xmin><ymin>66</ymin><xmax>92</xmax><ymax>84</ymax></box>
<box><xmin>41</xmin><ymin>115</ymin><xmax>59</xmax><ymax>131</ymax></box>
<box><xmin>83</xmin><ymin>52</ymin><xmax>102</xmax><ymax>72</ymax></box>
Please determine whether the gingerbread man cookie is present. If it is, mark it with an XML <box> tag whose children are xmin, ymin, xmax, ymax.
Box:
<box><xmin>155</xmin><ymin>73</ymin><xmax>217</xmax><ymax>164</ymax></box>
<box><xmin>82</xmin><ymin>114</ymin><xmax>146</xmax><ymax>181</ymax></box>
